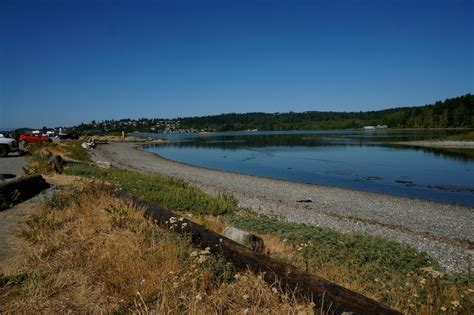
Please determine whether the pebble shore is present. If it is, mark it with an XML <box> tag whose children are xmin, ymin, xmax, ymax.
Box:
<box><xmin>392</xmin><ymin>140</ymin><xmax>474</xmax><ymax>149</ymax></box>
<box><xmin>91</xmin><ymin>142</ymin><xmax>474</xmax><ymax>273</ymax></box>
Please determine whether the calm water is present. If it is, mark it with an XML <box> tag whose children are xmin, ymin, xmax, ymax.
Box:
<box><xmin>140</xmin><ymin>130</ymin><xmax>474</xmax><ymax>207</ymax></box>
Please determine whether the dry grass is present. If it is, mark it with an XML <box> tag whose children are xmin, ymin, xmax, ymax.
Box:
<box><xmin>22</xmin><ymin>142</ymin><xmax>67</xmax><ymax>174</ymax></box>
<box><xmin>0</xmin><ymin>183</ymin><xmax>314</xmax><ymax>314</ymax></box>
<box><xmin>32</xmin><ymin>141</ymin><xmax>68</xmax><ymax>157</ymax></box>
<box><xmin>190</xmin><ymin>214</ymin><xmax>473</xmax><ymax>314</ymax></box>
<box><xmin>188</xmin><ymin>214</ymin><xmax>227</xmax><ymax>234</ymax></box>
<box><xmin>230</xmin><ymin>218</ymin><xmax>474</xmax><ymax>314</ymax></box>
<box><xmin>19</xmin><ymin>142</ymin><xmax>472</xmax><ymax>313</ymax></box>
<box><xmin>186</xmin><ymin>215</ymin><xmax>295</xmax><ymax>258</ymax></box>
<box><xmin>24</xmin><ymin>141</ymin><xmax>90</xmax><ymax>175</ymax></box>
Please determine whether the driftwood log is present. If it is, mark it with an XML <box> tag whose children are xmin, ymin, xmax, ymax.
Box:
<box><xmin>0</xmin><ymin>175</ymin><xmax>50</xmax><ymax>210</ymax></box>
<box><xmin>116</xmin><ymin>192</ymin><xmax>400</xmax><ymax>315</ymax></box>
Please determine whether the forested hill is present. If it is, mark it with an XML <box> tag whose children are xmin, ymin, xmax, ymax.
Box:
<box><xmin>179</xmin><ymin>94</ymin><xmax>473</xmax><ymax>131</ymax></box>
<box><xmin>71</xmin><ymin>94</ymin><xmax>472</xmax><ymax>133</ymax></box>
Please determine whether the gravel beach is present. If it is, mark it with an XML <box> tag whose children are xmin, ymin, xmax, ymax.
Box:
<box><xmin>91</xmin><ymin>142</ymin><xmax>474</xmax><ymax>273</ymax></box>
<box><xmin>392</xmin><ymin>140</ymin><xmax>474</xmax><ymax>149</ymax></box>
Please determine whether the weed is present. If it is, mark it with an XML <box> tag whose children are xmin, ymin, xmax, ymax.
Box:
<box><xmin>44</xmin><ymin>191</ymin><xmax>72</xmax><ymax>210</ymax></box>
<box><xmin>19</xmin><ymin>214</ymin><xmax>62</xmax><ymax>243</ymax></box>
<box><xmin>24</xmin><ymin>151</ymin><xmax>51</xmax><ymax>174</ymax></box>
<box><xmin>209</xmin><ymin>256</ymin><xmax>235</xmax><ymax>283</ymax></box>
<box><xmin>0</xmin><ymin>273</ymin><xmax>28</xmax><ymax>287</ymax></box>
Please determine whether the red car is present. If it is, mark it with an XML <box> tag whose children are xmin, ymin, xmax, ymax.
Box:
<box><xmin>18</xmin><ymin>133</ymin><xmax>52</xmax><ymax>145</ymax></box>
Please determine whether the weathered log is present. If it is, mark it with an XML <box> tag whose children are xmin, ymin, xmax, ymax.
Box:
<box><xmin>0</xmin><ymin>174</ymin><xmax>16</xmax><ymax>181</ymax></box>
<box><xmin>0</xmin><ymin>175</ymin><xmax>50</xmax><ymax>210</ymax></box>
<box><xmin>116</xmin><ymin>192</ymin><xmax>400</xmax><ymax>315</ymax></box>
<box><xmin>223</xmin><ymin>226</ymin><xmax>264</xmax><ymax>253</ymax></box>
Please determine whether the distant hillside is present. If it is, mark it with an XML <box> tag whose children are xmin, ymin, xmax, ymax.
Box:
<box><xmin>72</xmin><ymin>94</ymin><xmax>473</xmax><ymax>133</ymax></box>
<box><xmin>382</xmin><ymin>94</ymin><xmax>473</xmax><ymax>129</ymax></box>
<box><xmin>179</xmin><ymin>94</ymin><xmax>473</xmax><ymax>131</ymax></box>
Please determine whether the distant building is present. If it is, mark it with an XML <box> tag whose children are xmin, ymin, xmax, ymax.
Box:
<box><xmin>363</xmin><ymin>126</ymin><xmax>376</xmax><ymax>130</ymax></box>
<box><xmin>376</xmin><ymin>125</ymin><xmax>388</xmax><ymax>129</ymax></box>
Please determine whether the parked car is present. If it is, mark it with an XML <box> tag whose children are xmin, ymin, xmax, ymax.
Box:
<box><xmin>18</xmin><ymin>133</ymin><xmax>52</xmax><ymax>145</ymax></box>
<box><xmin>57</xmin><ymin>133</ymin><xmax>80</xmax><ymax>140</ymax></box>
<box><xmin>0</xmin><ymin>134</ymin><xmax>19</xmax><ymax>157</ymax></box>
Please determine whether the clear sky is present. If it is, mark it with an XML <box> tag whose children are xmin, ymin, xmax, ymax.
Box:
<box><xmin>1</xmin><ymin>0</ymin><xmax>473</xmax><ymax>128</ymax></box>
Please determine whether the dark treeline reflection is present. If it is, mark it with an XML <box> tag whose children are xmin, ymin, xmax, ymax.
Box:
<box><xmin>142</xmin><ymin>129</ymin><xmax>463</xmax><ymax>145</ymax></box>
<box><xmin>393</xmin><ymin>146</ymin><xmax>474</xmax><ymax>162</ymax></box>
<box><xmin>143</xmin><ymin>131</ymin><xmax>474</xmax><ymax>162</ymax></box>
<box><xmin>143</xmin><ymin>130</ymin><xmax>474</xmax><ymax>206</ymax></box>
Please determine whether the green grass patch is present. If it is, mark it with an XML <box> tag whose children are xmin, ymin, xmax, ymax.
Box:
<box><xmin>231</xmin><ymin>215</ymin><xmax>437</xmax><ymax>274</ymax></box>
<box><xmin>230</xmin><ymin>216</ymin><xmax>474</xmax><ymax>310</ymax></box>
<box><xmin>64</xmin><ymin>164</ymin><xmax>237</xmax><ymax>215</ymax></box>
<box><xmin>61</xmin><ymin>141</ymin><xmax>91</xmax><ymax>161</ymax></box>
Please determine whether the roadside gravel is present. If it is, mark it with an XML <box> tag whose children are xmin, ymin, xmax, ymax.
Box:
<box><xmin>91</xmin><ymin>142</ymin><xmax>474</xmax><ymax>273</ymax></box>
<box><xmin>0</xmin><ymin>153</ymin><xmax>28</xmax><ymax>178</ymax></box>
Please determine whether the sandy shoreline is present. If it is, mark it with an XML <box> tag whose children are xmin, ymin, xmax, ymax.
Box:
<box><xmin>392</xmin><ymin>140</ymin><xmax>474</xmax><ymax>149</ymax></box>
<box><xmin>91</xmin><ymin>142</ymin><xmax>473</xmax><ymax>273</ymax></box>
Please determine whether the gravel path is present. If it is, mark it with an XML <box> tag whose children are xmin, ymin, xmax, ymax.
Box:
<box><xmin>91</xmin><ymin>142</ymin><xmax>474</xmax><ymax>273</ymax></box>
<box><xmin>0</xmin><ymin>153</ymin><xmax>44</xmax><ymax>271</ymax></box>
<box><xmin>0</xmin><ymin>153</ymin><xmax>28</xmax><ymax>178</ymax></box>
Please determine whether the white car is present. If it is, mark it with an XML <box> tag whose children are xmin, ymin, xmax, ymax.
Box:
<box><xmin>0</xmin><ymin>134</ymin><xmax>19</xmax><ymax>157</ymax></box>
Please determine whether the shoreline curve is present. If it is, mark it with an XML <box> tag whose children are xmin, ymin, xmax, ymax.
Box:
<box><xmin>90</xmin><ymin>142</ymin><xmax>474</xmax><ymax>273</ymax></box>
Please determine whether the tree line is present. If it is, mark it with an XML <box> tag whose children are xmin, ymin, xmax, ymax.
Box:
<box><xmin>71</xmin><ymin>94</ymin><xmax>473</xmax><ymax>133</ymax></box>
<box><xmin>179</xmin><ymin>94</ymin><xmax>473</xmax><ymax>131</ymax></box>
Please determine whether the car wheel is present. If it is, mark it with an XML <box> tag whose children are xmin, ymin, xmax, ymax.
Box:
<box><xmin>0</xmin><ymin>145</ymin><xmax>9</xmax><ymax>157</ymax></box>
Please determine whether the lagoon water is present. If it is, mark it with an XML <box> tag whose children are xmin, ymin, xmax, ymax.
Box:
<box><xmin>141</xmin><ymin>130</ymin><xmax>474</xmax><ymax>207</ymax></box>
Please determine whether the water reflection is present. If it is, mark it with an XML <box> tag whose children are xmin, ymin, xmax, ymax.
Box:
<box><xmin>144</xmin><ymin>135</ymin><xmax>474</xmax><ymax>162</ymax></box>
<box><xmin>141</xmin><ymin>130</ymin><xmax>474</xmax><ymax>206</ymax></box>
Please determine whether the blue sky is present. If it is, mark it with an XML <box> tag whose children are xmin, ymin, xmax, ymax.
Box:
<box><xmin>1</xmin><ymin>0</ymin><xmax>472</xmax><ymax>128</ymax></box>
